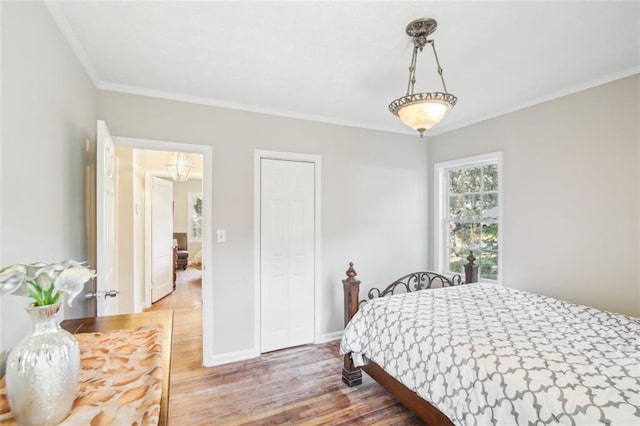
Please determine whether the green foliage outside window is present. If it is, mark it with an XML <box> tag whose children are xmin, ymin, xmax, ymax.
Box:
<box><xmin>447</xmin><ymin>164</ymin><xmax>499</xmax><ymax>280</ymax></box>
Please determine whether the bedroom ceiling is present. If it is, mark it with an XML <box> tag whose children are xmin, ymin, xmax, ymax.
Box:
<box><xmin>46</xmin><ymin>1</ymin><xmax>640</xmax><ymax>136</ymax></box>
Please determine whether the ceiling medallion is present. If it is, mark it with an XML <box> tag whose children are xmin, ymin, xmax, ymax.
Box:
<box><xmin>389</xmin><ymin>18</ymin><xmax>457</xmax><ymax>137</ymax></box>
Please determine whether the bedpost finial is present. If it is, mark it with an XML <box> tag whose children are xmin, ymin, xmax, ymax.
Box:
<box><xmin>466</xmin><ymin>251</ymin><xmax>476</xmax><ymax>265</ymax></box>
<box><xmin>346</xmin><ymin>262</ymin><xmax>357</xmax><ymax>278</ymax></box>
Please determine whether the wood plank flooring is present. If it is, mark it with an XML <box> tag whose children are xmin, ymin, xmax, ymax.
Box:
<box><xmin>148</xmin><ymin>268</ymin><xmax>421</xmax><ymax>425</ymax></box>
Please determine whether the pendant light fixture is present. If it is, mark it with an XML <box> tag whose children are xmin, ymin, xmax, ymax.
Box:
<box><xmin>389</xmin><ymin>18</ymin><xmax>457</xmax><ymax>137</ymax></box>
<box><xmin>166</xmin><ymin>152</ymin><xmax>193</xmax><ymax>182</ymax></box>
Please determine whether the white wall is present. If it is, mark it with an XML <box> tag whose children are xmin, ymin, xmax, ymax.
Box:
<box><xmin>173</xmin><ymin>179</ymin><xmax>203</xmax><ymax>234</ymax></box>
<box><xmin>97</xmin><ymin>90</ymin><xmax>427</xmax><ymax>355</ymax></box>
<box><xmin>428</xmin><ymin>74</ymin><xmax>640</xmax><ymax>317</ymax></box>
<box><xmin>173</xmin><ymin>179</ymin><xmax>203</xmax><ymax>259</ymax></box>
<box><xmin>1</xmin><ymin>1</ymin><xmax>97</xmax><ymax>364</ymax></box>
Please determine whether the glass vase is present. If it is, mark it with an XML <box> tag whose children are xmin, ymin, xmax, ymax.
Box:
<box><xmin>5</xmin><ymin>299</ymin><xmax>80</xmax><ymax>426</ymax></box>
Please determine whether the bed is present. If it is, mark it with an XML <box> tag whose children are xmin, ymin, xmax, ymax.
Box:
<box><xmin>339</xmin><ymin>259</ymin><xmax>640</xmax><ymax>425</ymax></box>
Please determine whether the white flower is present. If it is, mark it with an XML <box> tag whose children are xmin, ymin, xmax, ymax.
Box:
<box><xmin>31</xmin><ymin>264</ymin><xmax>59</xmax><ymax>290</ymax></box>
<box><xmin>0</xmin><ymin>260</ymin><xmax>96</xmax><ymax>306</ymax></box>
<box><xmin>0</xmin><ymin>265</ymin><xmax>28</xmax><ymax>297</ymax></box>
<box><xmin>54</xmin><ymin>267</ymin><xmax>97</xmax><ymax>306</ymax></box>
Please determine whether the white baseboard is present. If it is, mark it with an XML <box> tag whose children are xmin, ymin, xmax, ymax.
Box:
<box><xmin>204</xmin><ymin>334</ymin><xmax>342</xmax><ymax>367</ymax></box>
<box><xmin>135</xmin><ymin>302</ymin><xmax>145</xmax><ymax>313</ymax></box>
<box><xmin>315</xmin><ymin>330</ymin><xmax>343</xmax><ymax>344</ymax></box>
<box><xmin>205</xmin><ymin>348</ymin><xmax>258</xmax><ymax>367</ymax></box>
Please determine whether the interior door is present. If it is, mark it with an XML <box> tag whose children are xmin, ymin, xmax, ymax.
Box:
<box><xmin>151</xmin><ymin>176</ymin><xmax>174</xmax><ymax>302</ymax></box>
<box><xmin>96</xmin><ymin>120</ymin><xmax>119</xmax><ymax>316</ymax></box>
<box><xmin>260</xmin><ymin>159</ymin><xmax>314</xmax><ymax>353</ymax></box>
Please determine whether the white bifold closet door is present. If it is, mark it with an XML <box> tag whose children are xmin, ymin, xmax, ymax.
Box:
<box><xmin>260</xmin><ymin>159</ymin><xmax>315</xmax><ymax>353</ymax></box>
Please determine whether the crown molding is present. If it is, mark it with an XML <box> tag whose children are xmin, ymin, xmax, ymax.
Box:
<box><xmin>97</xmin><ymin>81</ymin><xmax>411</xmax><ymax>136</ymax></box>
<box><xmin>98</xmin><ymin>66</ymin><xmax>640</xmax><ymax>140</ymax></box>
<box><xmin>429</xmin><ymin>66</ymin><xmax>640</xmax><ymax>137</ymax></box>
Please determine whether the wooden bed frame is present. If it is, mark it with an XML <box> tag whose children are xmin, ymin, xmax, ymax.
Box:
<box><xmin>341</xmin><ymin>254</ymin><xmax>479</xmax><ymax>425</ymax></box>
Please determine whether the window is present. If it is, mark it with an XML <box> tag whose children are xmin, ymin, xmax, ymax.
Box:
<box><xmin>434</xmin><ymin>152</ymin><xmax>502</xmax><ymax>282</ymax></box>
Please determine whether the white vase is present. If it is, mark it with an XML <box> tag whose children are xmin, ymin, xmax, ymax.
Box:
<box><xmin>5</xmin><ymin>300</ymin><xmax>80</xmax><ymax>426</ymax></box>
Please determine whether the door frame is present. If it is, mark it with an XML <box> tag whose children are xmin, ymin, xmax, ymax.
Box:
<box><xmin>113</xmin><ymin>136</ymin><xmax>213</xmax><ymax>366</ymax></box>
<box><xmin>253</xmin><ymin>150</ymin><xmax>322</xmax><ymax>356</ymax></box>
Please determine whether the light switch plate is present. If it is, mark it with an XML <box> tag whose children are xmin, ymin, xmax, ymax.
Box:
<box><xmin>216</xmin><ymin>229</ymin><xmax>226</xmax><ymax>243</ymax></box>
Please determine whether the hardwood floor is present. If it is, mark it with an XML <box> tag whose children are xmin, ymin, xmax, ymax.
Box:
<box><xmin>148</xmin><ymin>268</ymin><xmax>421</xmax><ymax>425</ymax></box>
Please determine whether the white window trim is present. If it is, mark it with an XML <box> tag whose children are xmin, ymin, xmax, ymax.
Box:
<box><xmin>433</xmin><ymin>151</ymin><xmax>503</xmax><ymax>283</ymax></box>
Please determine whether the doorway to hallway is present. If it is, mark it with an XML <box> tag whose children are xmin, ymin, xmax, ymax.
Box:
<box><xmin>101</xmin><ymin>130</ymin><xmax>213</xmax><ymax>366</ymax></box>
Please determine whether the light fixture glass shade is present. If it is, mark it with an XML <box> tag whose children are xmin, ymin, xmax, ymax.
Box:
<box><xmin>397</xmin><ymin>99</ymin><xmax>450</xmax><ymax>134</ymax></box>
<box><xmin>389</xmin><ymin>92</ymin><xmax>457</xmax><ymax>137</ymax></box>
<box><xmin>167</xmin><ymin>152</ymin><xmax>192</xmax><ymax>182</ymax></box>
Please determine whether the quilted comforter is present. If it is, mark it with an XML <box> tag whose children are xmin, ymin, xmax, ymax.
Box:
<box><xmin>340</xmin><ymin>283</ymin><xmax>640</xmax><ymax>425</ymax></box>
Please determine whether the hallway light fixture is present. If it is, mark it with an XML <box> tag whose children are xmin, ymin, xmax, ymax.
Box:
<box><xmin>167</xmin><ymin>152</ymin><xmax>193</xmax><ymax>182</ymax></box>
<box><xmin>389</xmin><ymin>18</ymin><xmax>457</xmax><ymax>137</ymax></box>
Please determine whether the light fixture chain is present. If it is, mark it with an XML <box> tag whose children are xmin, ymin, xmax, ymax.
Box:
<box><xmin>406</xmin><ymin>44</ymin><xmax>419</xmax><ymax>95</ymax></box>
<box><xmin>429</xmin><ymin>40</ymin><xmax>449</xmax><ymax>94</ymax></box>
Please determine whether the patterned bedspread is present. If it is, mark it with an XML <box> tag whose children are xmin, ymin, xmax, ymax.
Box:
<box><xmin>340</xmin><ymin>283</ymin><xmax>640</xmax><ymax>425</ymax></box>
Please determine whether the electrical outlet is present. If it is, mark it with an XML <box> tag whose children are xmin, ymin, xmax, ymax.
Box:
<box><xmin>216</xmin><ymin>229</ymin><xmax>226</xmax><ymax>243</ymax></box>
